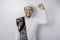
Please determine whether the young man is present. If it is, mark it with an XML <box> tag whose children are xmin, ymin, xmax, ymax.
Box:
<box><xmin>16</xmin><ymin>3</ymin><xmax>48</xmax><ymax>40</ymax></box>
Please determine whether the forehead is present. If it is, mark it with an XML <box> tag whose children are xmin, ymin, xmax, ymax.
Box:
<box><xmin>24</xmin><ymin>6</ymin><xmax>33</xmax><ymax>9</ymax></box>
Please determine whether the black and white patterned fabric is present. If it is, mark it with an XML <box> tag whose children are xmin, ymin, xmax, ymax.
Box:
<box><xmin>16</xmin><ymin>17</ymin><xmax>28</xmax><ymax>40</ymax></box>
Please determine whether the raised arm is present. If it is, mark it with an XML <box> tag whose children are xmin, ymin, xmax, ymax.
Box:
<box><xmin>38</xmin><ymin>3</ymin><xmax>48</xmax><ymax>24</ymax></box>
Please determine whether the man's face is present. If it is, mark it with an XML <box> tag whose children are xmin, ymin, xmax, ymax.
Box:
<box><xmin>24</xmin><ymin>6</ymin><xmax>33</xmax><ymax>18</ymax></box>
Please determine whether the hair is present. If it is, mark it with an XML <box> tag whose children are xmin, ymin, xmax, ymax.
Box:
<box><xmin>24</xmin><ymin>6</ymin><xmax>33</xmax><ymax>11</ymax></box>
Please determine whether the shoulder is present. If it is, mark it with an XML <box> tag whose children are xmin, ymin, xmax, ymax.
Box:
<box><xmin>16</xmin><ymin>16</ymin><xmax>24</xmax><ymax>20</ymax></box>
<box><xmin>16</xmin><ymin>16</ymin><xmax>25</xmax><ymax>21</ymax></box>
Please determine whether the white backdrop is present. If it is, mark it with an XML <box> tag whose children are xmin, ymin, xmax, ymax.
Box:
<box><xmin>0</xmin><ymin>0</ymin><xmax>60</xmax><ymax>40</ymax></box>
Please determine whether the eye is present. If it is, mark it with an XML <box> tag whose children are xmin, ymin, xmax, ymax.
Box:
<box><xmin>30</xmin><ymin>9</ymin><xmax>33</xmax><ymax>11</ymax></box>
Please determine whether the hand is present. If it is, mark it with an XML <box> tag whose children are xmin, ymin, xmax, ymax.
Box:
<box><xmin>38</xmin><ymin>3</ymin><xmax>45</xmax><ymax>10</ymax></box>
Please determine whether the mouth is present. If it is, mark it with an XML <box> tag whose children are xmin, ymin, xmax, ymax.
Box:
<box><xmin>26</xmin><ymin>15</ymin><xmax>31</xmax><ymax>18</ymax></box>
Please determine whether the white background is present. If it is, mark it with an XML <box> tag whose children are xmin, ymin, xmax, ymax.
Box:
<box><xmin>0</xmin><ymin>0</ymin><xmax>60</xmax><ymax>40</ymax></box>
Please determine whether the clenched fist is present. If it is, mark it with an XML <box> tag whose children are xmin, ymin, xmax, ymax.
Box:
<box><xmin>38</xmin><ymin>3</ymin><xmax>45</xmax><ymax>10</ymax></box>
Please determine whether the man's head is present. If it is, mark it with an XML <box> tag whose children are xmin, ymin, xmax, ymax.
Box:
<box><xmin>24</xmin><ymin>5</ymin><xmax>33</xmax><ymax>18</ymax></box>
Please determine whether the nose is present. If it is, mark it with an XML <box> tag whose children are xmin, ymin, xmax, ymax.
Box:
<box><xmin>28</xmin><ymin>11</ymin><xmax>30</xmax><ymax>13</ymax></box>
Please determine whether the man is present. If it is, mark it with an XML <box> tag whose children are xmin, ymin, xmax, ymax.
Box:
<box><xmin>16</xmin><ymin>3</ymin><xmax>48</xmax><ymax>40</ymax></box>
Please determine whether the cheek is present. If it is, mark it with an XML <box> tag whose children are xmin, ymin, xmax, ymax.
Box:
<box><xmin>24</xmin><ymin>11</ymin><xmax>29</xmax><ymax>16</ymax></box>
<box><xmin>30</xmin><ymin>11</ymin><xmax>33</xmax><ymax>14</ymax></box>
<box><xmin>25</xmin><ymin>11</ymin><xmax>28</xmax><ymax>14</ymax></box>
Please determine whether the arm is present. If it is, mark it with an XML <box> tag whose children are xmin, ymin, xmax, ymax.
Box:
<box><xmin>16</xmin><ymin>18</ymin><xmax>21</xmax><ymax>32</ymax></box>
<box><xmin>16</xmin><ymin>18</ymin><xmax>21</xmax><ymax>27</ymax></box>
<box><xmin>38</xmin><ymin>3</ymin><xmax>48</xmax><ymax>24</ymax></box>
<box><xmin>16</xmin><ymin>17</ymin><xmax>24</xmax><ymax>32</ymax></box>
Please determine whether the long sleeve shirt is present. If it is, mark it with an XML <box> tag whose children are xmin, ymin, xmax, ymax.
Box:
<box><xmin>25</xmin><ymin>10</ymin><xmax>48</xmax><ymax>40</ymax></box>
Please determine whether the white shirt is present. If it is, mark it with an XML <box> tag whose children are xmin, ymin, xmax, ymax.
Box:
<box><xmin>25</xmin><ymin>10</ymin><xmax>48</xmax><ymax>40</ymax></box>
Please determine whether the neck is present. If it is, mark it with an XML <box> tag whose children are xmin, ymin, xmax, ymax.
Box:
<box><xmin>25</xmin><ymin>16</ymin><xmax>32</xmax><ymax>19</ymax></box>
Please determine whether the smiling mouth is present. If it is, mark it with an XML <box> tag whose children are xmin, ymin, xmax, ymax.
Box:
<box><xmin>26</xmin><ymin>15</ymin><xmax>31</xmax><ymax>18</ymax></box>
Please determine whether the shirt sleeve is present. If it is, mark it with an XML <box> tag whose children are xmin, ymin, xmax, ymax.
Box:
<box><xmin>15</xmin><ymin>30</ymin><xmax>20</xmax><ymax>40</ymax></box>
<box><xmin>16</xmin><ymin>18</ymin><xmax>21</xmax><ymax>32</ymax></box>
<box><xmin>38</xmin><ymin>10</ymin><xmax>48</xmax><ymax>24</ymax></box>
